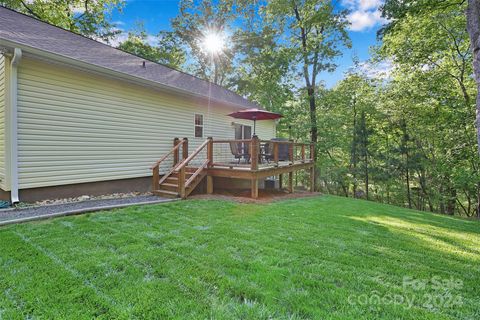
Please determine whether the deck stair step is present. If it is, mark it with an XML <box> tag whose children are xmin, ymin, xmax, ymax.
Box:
<box><xmin>153</xmin><ymin>166</ymin><xmax>204</xmax><ymax>198</ymax></box>
<box><xmin>158</xmin><ymin>183</ymin><xmax>178</xmax><ymax>192</ymax></box>
<box><xmin>153</xmin><ymin>189</ymin><xmax>179</xmax><ymax>198</ymax></box>
<box><xmin>152</xmin><ymin>137</ymin><xmax>209</xmax><ymax>199</ymax></box>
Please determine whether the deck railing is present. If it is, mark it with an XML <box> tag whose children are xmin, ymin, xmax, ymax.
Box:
<box><xmin>210</xmin><ymin>136</ymin><xmax>314</xmax><ymax>170</ymax></box>
<box><xmin>151</xmin><ymin>137</ymin><xmax>315</xmax><ymax>197</ymax></box>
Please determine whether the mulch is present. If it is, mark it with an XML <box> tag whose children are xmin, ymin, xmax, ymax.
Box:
<box><xmin>190</xmin><ymin>189</ymin><xmax>321</xmax><ymax>203</ymax></box>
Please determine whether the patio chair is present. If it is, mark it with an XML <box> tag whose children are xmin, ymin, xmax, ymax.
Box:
<box><xmin>261</xmin><ymin>142</ymin><xmax>274</xmax><ymax>163</ymax></box>
<box><xmin>229</xmin><ymin>142</ymin><xmax>250</xmax><ymax>164</ymax></box>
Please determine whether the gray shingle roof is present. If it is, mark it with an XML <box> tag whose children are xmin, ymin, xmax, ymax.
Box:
<box><xmin>0</xmin><ymin>6</ymin><xmax>258</xmax><ymax>109</ymax></box>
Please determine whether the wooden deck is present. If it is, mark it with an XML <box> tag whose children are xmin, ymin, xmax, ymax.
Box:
<box><xmin>151</xmin><ymin>136</ymin><xmax>315</xmax><ymax>199</ymax></box>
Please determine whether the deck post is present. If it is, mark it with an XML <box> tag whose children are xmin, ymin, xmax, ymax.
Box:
<box><xmin>207</xmin><ymin>137</ymin><xmax>213</xmax><ymax>167</ymax></box>
<box><xmin>288</xmin><ymin>140</ymin><xmax>294</xmax><ymax>165</ymax></box>
<box><xmin>273</xmin><ymin>142</ymin><xmax>279</xmax><ymax>166</ymax></box>
<box><xmin>279</xmin><ymin>174</ymin><xmax>283</xmax><ymax>189</ymax></box>
<box><xmin>179</xmin><ymin>167</ymin><xmax>186</xmax><ymax>199</ymax></box>
<box><xmin>301</xmin><ymin>144</ymin><xmax>305</xmax><ymax>163</ymax></box>
<box><xmin>251</xmin><ymin>178</ymin><xmax>259</xmax><ymax>198</ymax></box>
<box><xmin>182</xmin><ymin>137</ymin><xmax>189</xmax><ymax>160</ymax></box>
<box><xmin>173</xmin><ymin>137</ymin><xmax>180</xmax><ymax>165</ymax></box>
<box><xmin>251</xmin><ymin>135</ymin><xmax>259</xmax><ymax>171</ymax></box>
<box><xmin>207</xmin><ymin>176</ymin><xmax>213</xmax><ymax>194</ymax></box>
<box><xmin>288</xmin><ymin>172</ymin><xmax>293</xmax><ymax>193</ymax></box>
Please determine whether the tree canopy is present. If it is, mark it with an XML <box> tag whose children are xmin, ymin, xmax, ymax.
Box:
<box><xmin>0</xmin><ymin>0</ymin><xmax>124</xmax><ymax>42</ymax></box>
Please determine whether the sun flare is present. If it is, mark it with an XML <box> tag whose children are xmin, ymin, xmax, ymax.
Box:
<box><xmin>201</xmin><ymin>30</ymin><xmax>226</xmax><ymax>55</ymax></box>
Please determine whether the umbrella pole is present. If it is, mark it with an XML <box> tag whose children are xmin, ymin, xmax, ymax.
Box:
<box><xmin>253</xmin><ymin>119</ymin><xmax>256</xmax><ymax>136</ymax></box>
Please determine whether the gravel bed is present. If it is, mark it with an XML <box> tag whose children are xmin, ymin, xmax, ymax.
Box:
<box><xmin>0</xmin><ymin>195</ymin><xmax>175</xmax><ymax>225</ymax></box>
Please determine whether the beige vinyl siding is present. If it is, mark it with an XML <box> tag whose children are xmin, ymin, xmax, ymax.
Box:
<box><xmin>17</xmin><ymin>58</ymin><xmax>275</xmax><ymax>189</ymax></box>
<box><xmin>0</xmin><ymin>55</ymin><xmax>6</xmax><ymax>190</ymax></box>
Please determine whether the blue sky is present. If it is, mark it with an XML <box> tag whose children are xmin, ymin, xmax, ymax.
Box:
<box><xmin>110</xmin><ymin>0</ymin><xmax>387</xmax><ymax>88</ymax></box>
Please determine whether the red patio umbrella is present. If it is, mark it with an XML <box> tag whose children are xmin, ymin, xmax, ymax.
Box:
<box><xmin>227</xmin><ymin>108</ymin><xmax>283</xmax><ymax>136</ymax></box>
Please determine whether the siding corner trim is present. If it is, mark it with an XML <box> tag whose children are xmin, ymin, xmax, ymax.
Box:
<box><xmin>8</xmin><ymin>48</ymin><xmax>22</xmax><ymax>203</ymax></box>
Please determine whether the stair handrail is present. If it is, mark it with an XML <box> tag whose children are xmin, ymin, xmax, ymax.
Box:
<box><xmin>175</xmin><ymin>138</ymin><xmax>210</xmax><ymax>172</ymax></box>
<box><xmin>185</xmin><ymin>159</ymin><xmax>209</xmax><ymax>188</ymax></box>
<box><xmin>151</xmin><ymin>138</ymin><xmax>185</xmax><ymax>192</ymax></box>
<box><xmin>157</xmin><ymin>162</ymin><xmax>182</xmax><ymax>186</ymax></box>
<box><xmin>150</xmin><ymin>139</ymin><xmax>185</xmax><ymax>170</ymax></box>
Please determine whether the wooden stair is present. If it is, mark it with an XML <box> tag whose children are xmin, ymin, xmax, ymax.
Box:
<box><xmin>152</xmin><ymin>138</ymin><xmax>211</xmax><ymax>199</ymax></box>
<box><xmin>153</xmin><ymin>167</ymin><xmax>206</xmax><ymax>198</ymax></box>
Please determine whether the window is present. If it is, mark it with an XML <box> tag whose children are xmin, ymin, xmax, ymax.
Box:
<box><xmin>194</xmin><ymin>114</ymin><xmax>203</xmax><ymax>138</ymax></box>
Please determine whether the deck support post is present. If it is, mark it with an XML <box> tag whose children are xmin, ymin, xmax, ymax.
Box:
<box><xmin>279</xmin><ymin>174</ymin><xmax>283</xmax><ymax>189</ymax></box>
<box><xmin>288</xmin><ymin>172</ymin><xmax>293</xmax><ymax>193</ymax></box>
<box><xmin>251</xmin><ymin>135</ymin><xmax>259</xmax><ymax>171</ymax></box>
<box><xmin>207</xmin><ymin>176</ymin><xmax>213</xmax><ymax>194</ymax></box>
<box><xmin>251</xmin><ymin>178</ymin><xmax>258</xmax><ymax>199</ymax></box>
<box><xmin>178</xmin><ymin>167</ymin><xmax>186</xmax><ymax>199</ymax></box>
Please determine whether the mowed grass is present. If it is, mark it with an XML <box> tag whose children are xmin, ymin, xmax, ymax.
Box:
<box><xmin>0</xmin><ymin>196</ymin><xmax>479</xmax><ymax>319</ymax></box>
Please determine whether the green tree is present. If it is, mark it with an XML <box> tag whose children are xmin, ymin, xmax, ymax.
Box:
<box><xmin>264</xmin><ymin>0</ymin><xmax>350</xmax><ymax>158</ymax></box>
<box><xmin>171</xmin><ymin>0</ymin><xmax>250</xmax><ymax>85</ymax></box>
<box><xmin>1</xmin><ymin>0</ymin><xmax>124</xmax><ymax>41</ymax></box>
<box><xmin>380</xmin><ymin>0</ymin><xmax>480</xmax><ymax>216</ymax></box>
<box><xmin>118</xmin><ymin>24</ymin><xmax>185</xmax><ymax>69</ymax></box>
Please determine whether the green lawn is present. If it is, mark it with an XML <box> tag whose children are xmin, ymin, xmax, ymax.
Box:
<box><xmin>0</xmin><ymin>196</ymin><xmax>479</xmax><ymax>319</ymax></box>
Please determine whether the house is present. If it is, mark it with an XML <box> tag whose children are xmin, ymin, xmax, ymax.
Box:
<box><xmin>0</xmin><ymin>6</ymin><xmax>313</xmax><ymax>202</ymax></box>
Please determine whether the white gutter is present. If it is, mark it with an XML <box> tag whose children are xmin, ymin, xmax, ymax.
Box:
<box><xmin>9</xmin><ymin>48</ymin><xmax>21</xmax><ymax>203</ymax></box>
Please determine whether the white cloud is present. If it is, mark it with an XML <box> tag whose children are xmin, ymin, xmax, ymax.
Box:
<box><xmin>357</xmin><ymin>60</ymin><xmax>394</xmax><ymax>79</ymax></box>
<box><xmin>108</xmin><ymin>31</ymin><xmax>129</xmax><ymax>47</ymax></box>
<box><xmin>342</xmin><ymin>0</ymin><xmax>383</xmax><ymax>10</ymax></box>
<box><xmin>342</xmin><ymin>0</ymin><xmax>387</xmax><ymax>32</ymax></box>
<box><xmin>347</xmin><ymin>9</ymin><xmax>386</xmax><ymax>32</ymax></box>
<box><xmin>106</xmin><ymin>30</ymin><xmax>158</xmax><ymax>48</ymax></box>
<box><xmin>146</xmin><ymin>35</ymin><xmax>159</xmax><ymax>46</ymax></box>
<box><xmin>358</xmin><ymin>0</ymin><xmax>382</xmax><ymax>10</ymax></box>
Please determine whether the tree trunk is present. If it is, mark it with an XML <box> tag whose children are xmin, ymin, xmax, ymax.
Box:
<box><xmin>405</xmin><ymin>155</ymin><xmax>412</xmax><ymax>209</ymax></box>
<box><xmin>351</xmin><ymin>97</ymin><xmax>358</xmax><ymax>198</ymax></box>
<box><xmin>361</xmin><ymin>111</ymin><xmax>369</xmax><ymax>200</ymax></box>
<box><xmin>401</xmin><ymin>119</ymin><xmax>412</xmax><ymax>209</ymax></box>
<box><xmin>446</xmin><ymin>187</ymin><xmax>457</xmax><ymax>215</ymax></box>
<box><xmin>308</xmin><ymin>88</ymin><xmax>318</xmax><ymax>148</ymax></box>
<box><xmin>308</xmin><ymin>88</ymin><xmax>319</xmax><ymax>191</ymax></box>
<box><xmin>466</xmin><ymin>0</ymin><xmax>480</xmax><ymax>158</ymax></box>
<box><xmin>477</xmin><ymin>182</ymin><xmax>480</xmax><ymax>218</ymax></box>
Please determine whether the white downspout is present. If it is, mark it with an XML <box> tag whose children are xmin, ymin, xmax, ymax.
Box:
<box><xmin>9</xmin><ymin>48</ymin><xmax>22</xmax><ymax>203</ymax></box>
